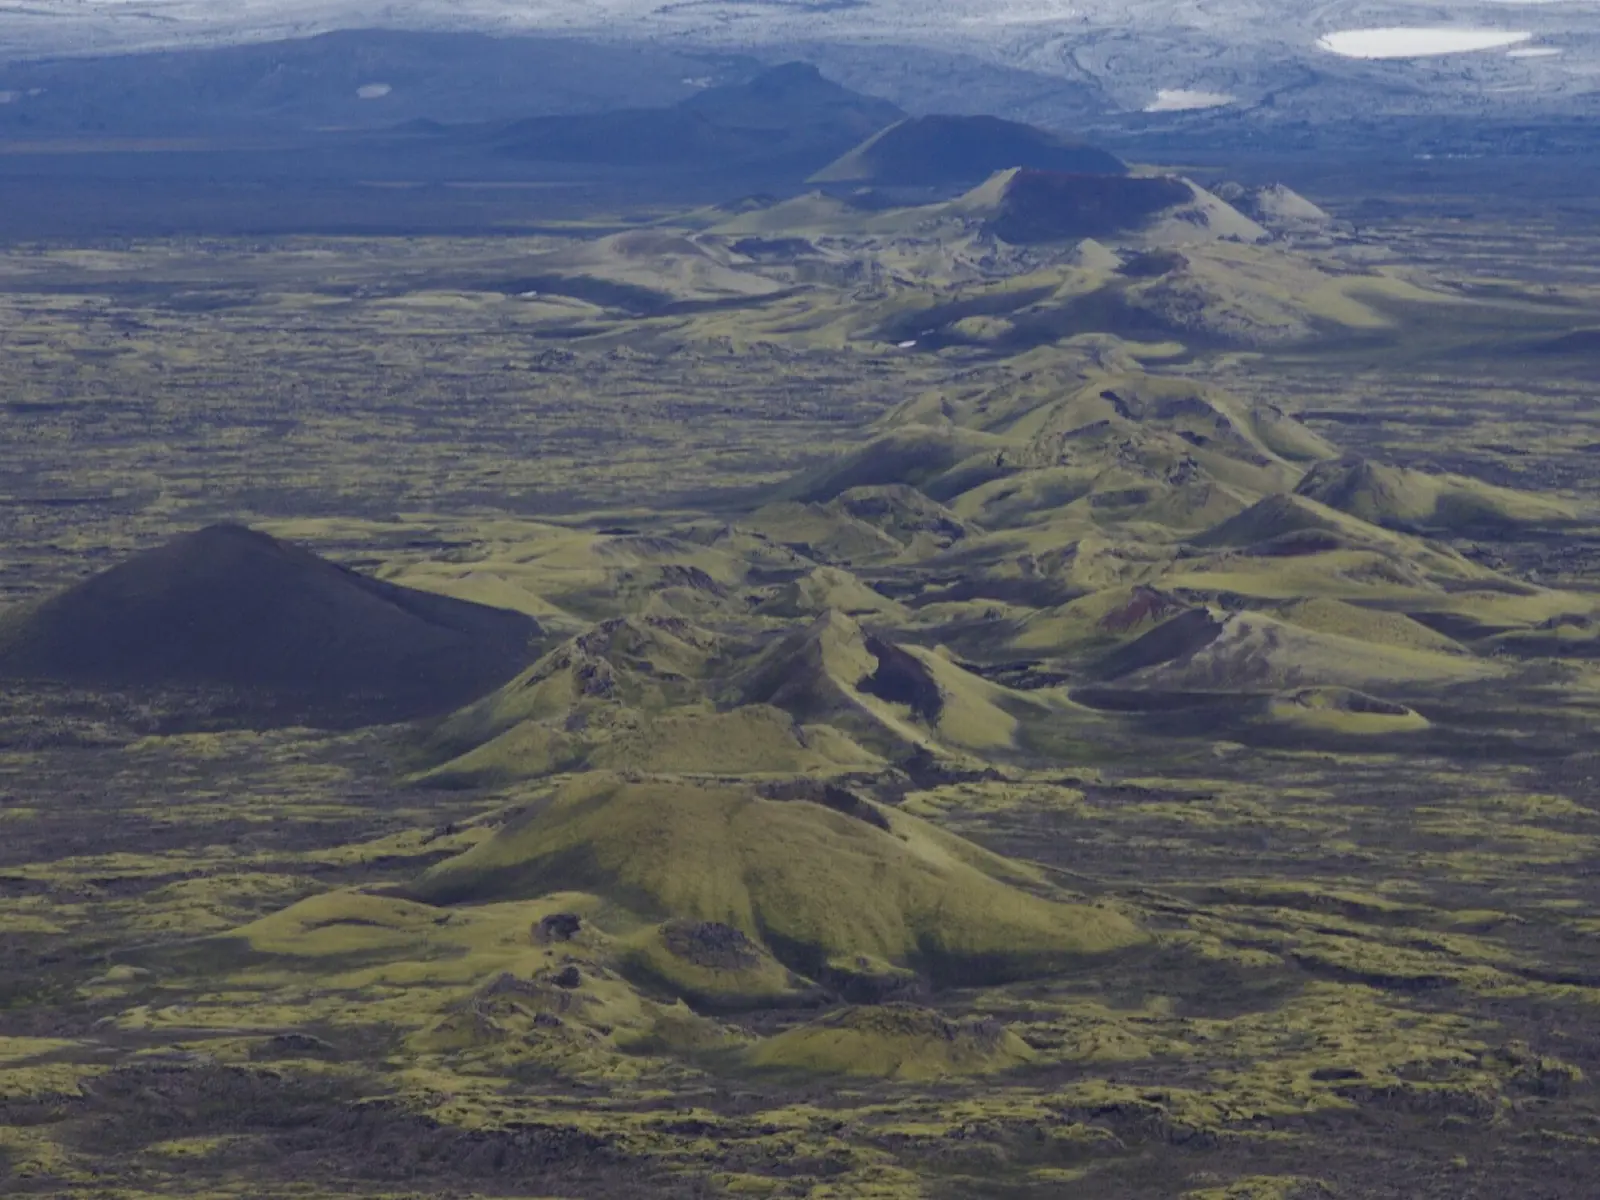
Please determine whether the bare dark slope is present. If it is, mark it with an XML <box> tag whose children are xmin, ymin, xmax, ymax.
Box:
<box><xmin>1095</xmin><ymin>609</ymin><xmax>1226</xmax><ymax>681</ymax></box>
<box><xmin>811</xmin><ymin>115</ymin><xmax>1126</xmax><ymax>185</ymax></box>
<box><xmin>493</xmin><ymin>62</ymin><xmax>905</xmax><ymax>173</ymax></box>
<box><xmin>986</xmin><ymin>169</ymin><xmax>1194</xmax><ymax>243</ymax></box>
<box><xmin>0</xmin><ymin>524</ymin><xmax>539</xmax><ymax>726</ymax></box>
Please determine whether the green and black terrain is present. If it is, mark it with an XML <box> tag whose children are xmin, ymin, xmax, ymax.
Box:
<box><xmin>1</xmin><ymin>39</ymin><xmax>1599</xmax><ymax>1200</ymax></box>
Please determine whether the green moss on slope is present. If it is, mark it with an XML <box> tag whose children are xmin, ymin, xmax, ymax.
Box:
<box><xmin>748</xmin><ymin>1003</ymin><xmax>1036</xmax><ymax>1079</ymax></box>
<box><xmin>410</xmin><ymin>772</ymin><xmax>1144</xmax><ymax>984</ymax></box>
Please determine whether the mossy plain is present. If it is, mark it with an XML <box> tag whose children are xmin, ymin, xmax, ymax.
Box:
<box><xmin>2</xmin><ymin>175</ymin><xmax>1600</xmax><ymax>1200</ymax></box>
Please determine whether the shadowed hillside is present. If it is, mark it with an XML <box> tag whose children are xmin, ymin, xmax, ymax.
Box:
<box><xmin>1295</xmin><ymin>455</ymin><xmax>1577</xmax><ymax>533</ymax></box>
<box><xmin>493</xmin><ymin>62</ymin><xmax>905</xmax><ymax>173</ymax></box>
<box><xmin>980</xmin><ymin>170</ymin><xmax>1196</xmax><ymax>244</ymax></box>
<box><xmin>0</xmin><ymin>524</ymin><xmax>539</xmax><ymax>726</ymax></box>
<box><xmin>811</xmin><ymin>115</ymin><xmax>1126</xmax><ymax>185</ymax></box>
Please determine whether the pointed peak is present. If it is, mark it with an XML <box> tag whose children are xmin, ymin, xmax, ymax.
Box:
<box><xmin>808</xmin><ymin>607</ymin><xmax>866</xmax><ymax>636</ymax></box>
<box><xmin>0</xmin><ymin>525</ymin><xmax>537</xmax><ymax>726</ymax></box>
<box><xmin>811</xmin><ymin>115</ymin><xmax>1124</xmax><ymax>186</ymax></box>
<box><xmin>751</xmin><ymin>61</ymin><xmax>825</xmax><ymax>87</ymax></box>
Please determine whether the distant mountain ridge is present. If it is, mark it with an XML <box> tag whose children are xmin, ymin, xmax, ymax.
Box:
<box><xmin>3</xmin><ymin>1</ymin><xmax>1592</xmax><ymax>133</ymax></box>
<box><xmin>0</xmin><ymin>29</ymin><xmax>756</xmax><ymax>135</ymax></box>
<box><xmin>490</xmin><ymin>62</ymin><xmax>906</xmax><ymax>172</ymax></box>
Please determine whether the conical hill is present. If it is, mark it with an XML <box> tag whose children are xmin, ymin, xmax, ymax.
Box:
<box><xmin>733</xmin><ymin>610</ymin><xmax>940</xmax><ymax>757</ymax></box>
<box><xmin>733</xmin><ymin>610</ymin><xmax>1024</xmax><ymax>756</ymax></box>
<box><xmin>1098</xmin><ymin>608</ymin><xmax>1495</xmax><ymax>692</ymax></box>
<box><xmin>1190</xmin><ymin>493</ymin><xmax>1490</xmax><ymax>580</ymax></box>
<box><xmin>779</xmin><ymin>425</ymin><xmax>1004</xmax><ymax>505</ymax></box>
<box><xmin>1192</xmin><ymin>492</ymin><xmax>1353</xmax><ymax>549</ymax></box>
<box><xmin>0</xmin><ymin>524</ymin><xmax>538</xmax><ymax>726</ymax></box>
<box><xmin>1213</xmin><ymin>182</ymin><xmax>1335</xmax><ymax>234</ymax></box>
<box><xmin>409</xmin><ymin>771</ymin><xmax>1145</xmax><ymax>985</ymax></box>
<box><xmin>769</xmin><ymin>372</ymin><xmax>1336</xmax><ymax>539</ymax></box>
<box><xmin>411</xmin><ymin>616</ymin><xmax>880</xmax><ymax>784</ymax></box>
<box><xmin>755</xmin><ymin>565</ymin><xmax>909</xmax><ymax>620</ymax></box>
<box><xmin>810</xmin><ymin>115</ymin><xmax>1126</xmax><ymax>185</ymax></box>
<box><xmin>421</xmin><ymin>615</ymin><xmax>718</xmax><ymax>756</ymax></box>
<box><xmin>745</xmin><ymin>485</ymin><xmax>976</xmax><ymax>566</ymax></box>
<box><xmin>1295</xmin><ymin>455</ymin><xmax>1576</xmax><ymax>532</ymax></box>
<box><xmin>980</xmin><ymin>169</ymin><xmax>1197</xmax><ymax>245</ymax></box>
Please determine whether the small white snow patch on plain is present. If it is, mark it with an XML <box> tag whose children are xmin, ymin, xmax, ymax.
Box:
<box><xmin>1144</xmin><ymin>89</ymin><xmax>1235</xmax><ymax>112</ymax></box>
<box><xmin>897</xmin><ymin>340</ymin><xmax>918</xmax><ymax>349</ymax></box>
<box><xmin>356</xmin><ymin>83</ymin><xmax>393</xmax><ymax>100</ymax></box>
<box><xmin>1507</xmin><ymin>46</ymin><xmax>1562</xmax><ymax>57</ymax></box>
<box><xmin>1318</xmin><ymin>28</ymin><xmax>1532</xmax><ymax>58</ymax></box>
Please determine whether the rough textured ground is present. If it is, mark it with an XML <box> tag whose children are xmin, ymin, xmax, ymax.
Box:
<box><xmin>2</xmin><ymin>162</ymin><xmax>1599</xmax><ymax>1199</ymax></box>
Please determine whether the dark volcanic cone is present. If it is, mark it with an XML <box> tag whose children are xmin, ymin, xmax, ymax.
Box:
<box><xmin>494</xmin><ymin>61</ymin><xmax>905</xmax><ymax>172</ymax></box>
<box><xmin>1095</xmin><ymin>608</ymin><xmax>1226</xmax><ymax>680</ymax></box>
<box><xmin>0</xmin><ymin>524</ymin><xmax>539</xmax><ymax>727</ymax></box>
<box><xmin>986</xmin><ymin>170</ymin><xmax>1194</xmax><ymax>244</ymax></box>
<box><xmin>812</xmin><ymin>115</ymin><xmax>1126</xmax><ymax>185</ymax></box>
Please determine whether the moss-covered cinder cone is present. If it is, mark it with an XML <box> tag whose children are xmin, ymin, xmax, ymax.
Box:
<box><xmin>1294</xmin><ymin>454</ymin><xmax>1576</xmax><ymax>533</ymax></box>
<box><xmin>410</xmin><ymin>772</ymin><xmax>1145</xmax><ymax>985</ymax></box>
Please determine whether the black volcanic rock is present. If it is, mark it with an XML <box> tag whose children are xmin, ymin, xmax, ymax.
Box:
<box><xmin>986</xmin><ymin>170</ymin><xmax>1193</xmax><ymax>243</ymax></box>
<box><xmin>811</xmin><ymin>115</ymin><xmax>1126</xmax><ymax>185</ymax></box>
<box><xmin>0</xmin><ymin>524</ymin><xmax>540</xmax><ymax>727</ymax></box>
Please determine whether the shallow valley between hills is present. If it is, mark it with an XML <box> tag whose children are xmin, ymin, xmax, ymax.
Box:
<box><xmin>2</xmin><ymin>146</ymin><xmax>1600</xmax><ymax>1200</ymax></box>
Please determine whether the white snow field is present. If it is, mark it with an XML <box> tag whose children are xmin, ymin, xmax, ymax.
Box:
<box><xmin>1144</xmin><ymin>88</ymin><xmax>1235</xmax><ymax>112</ymax></box>
<box><xmin>1317</xmin><ymin>28</ymin><xmax>1534</xmax><ymax>58</ymax></box>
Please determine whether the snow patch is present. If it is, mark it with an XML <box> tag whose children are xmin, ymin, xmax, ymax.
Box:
<box><xmin>1507</xmin><ymin>46</ymin><xmax>1563</xmax><ymax>57</ymax></box>
<box><xmin>356</xmin><ymin>82</ymin><xmax>392</xmax><ymax>100</ymax></box>
<box><xmin>1318</xmin><ymin>28</ymin><xmax>1533</xmax><ymax>59</ymax></box>
<box><xmin>1144</xmin><ymin>89</ymin><xmax>1234</xmax><ymax>113</ymax></box>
